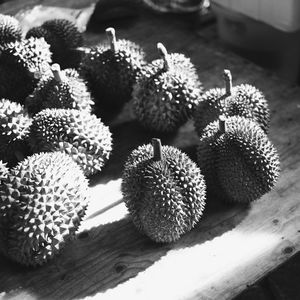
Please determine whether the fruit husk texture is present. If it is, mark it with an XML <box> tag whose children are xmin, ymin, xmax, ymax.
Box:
<box><xmin>29</xmin><ymin>108</ymin><xmax>112</xmax><ymax>176</ymax></box>
<box><xmin>79</xmin><ymin>39</ymin><xmax>146</xmax><ymax>118</ymax></box>
<box><xmin>26</xmin><ymin>19</ymin><xmax>83</xmax><ymax>68</ymax></box>
<box><xmin>0</xmin><ymin>14</ymin><xmax>22</xmax><ymax>45</ymax></box>
<box><xmin>25</xmin><ymin>68</ymin><xmax>94</xmax><ymax>116</ymax></box>
<box><xmin>197</xmin><ymin>116</ymin><xmax>280</xmax><ymax>203</ymax></box>
<box><xmin>0</xmin><ymin>37</ymin><xmax>52</xmax><ymax>102</ymax></box>
<box><xmin>0</xmin><ymin>151</ymin><xmax>89</xmax><ymax>266</ymax></box>
<box><xmin>194</xmin><ymin>84</ymin><xmax>270</xmax><ymax>137</ymax></box>
<box><xmin>0</xmin><ymin>99</ymin><xmax>32</xmax><ymax>166</ymax></box>
<box><xmin>133</xmin><ymin>53</ymin><xmax>203</xmax><ymax>132</ymax></box>
<box><xmin>0</xmin><ymin>160</ymin><xmax>8</xmax><ymax>183</ymax></box>
<box><xmin>122</xmin><ymin>143</ymin><xmax>206</xmax><ymax>243</ymax></box>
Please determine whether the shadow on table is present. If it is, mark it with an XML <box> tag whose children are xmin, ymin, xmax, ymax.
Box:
<box><xmin>0</xmin><ymin>197</ymin><xmax>250</xmax><ymax>299</ymax></box>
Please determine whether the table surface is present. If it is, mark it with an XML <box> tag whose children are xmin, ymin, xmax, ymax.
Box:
<box><xmin>1</xmin><ymin>1</ymin><xmax>300</xmax><ymax>300</ymax></box>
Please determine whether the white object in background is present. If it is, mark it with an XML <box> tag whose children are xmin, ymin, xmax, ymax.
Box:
<box><xmin>211</xmin><ymin>0</ymin><xmax>300</xmax><ymax>32</ymax></box>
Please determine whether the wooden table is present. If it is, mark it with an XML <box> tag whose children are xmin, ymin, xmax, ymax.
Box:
<box><xmin>1</xmin><ymin>1</ymin><xmax>300</xmax><ymax>299</ymax></box>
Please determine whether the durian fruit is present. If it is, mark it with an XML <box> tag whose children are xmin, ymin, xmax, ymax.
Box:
<box><xmin>79</xmin><ymin>27</ymin><xmax>146</xmax><ymax>119</ymax></box>
<box><xmin>29</xmin><ymin>108</ymin><xmax>112</xmax><ymax>176</ymax></box>
<box><xmin>194</xmin><ymin>69</ymin><xmax>270</xmax><ymax>137</ymax></box>
<box><xmin>0</xmin><ymin>151</ymin><xmax>89</xmax><ymax>266</ymax></box>
<box><xmin>197</xmin><ymin>115</ymin><xmax>280</xmax><ymax>203</ymax></box>
<box><xmin>0</xmin><ymin>37</ymin><xmax>52</xmax><ymax>102</ymax></box>
<box><xmin>133</xmin><ymin>43</ymin><xmax>203</xmax><ymax>133</ymax></box>
<box><xmin>25</xmin><ymin>63</ymin><xmax>94</xmax><ymax>116</ymax></box>
<box><xmin>122</xmin><ymin>138</ymin><xmax>206</xmax><ymax>243</ymax></box>
<box><xmin>0</xmin><ymin>14</ymin><xmax>22</xmax><ymax>45</ymax></box>
<box><xmin>0</xmin><ymin>98</ymin><xmax>32</xmax><ymax>166</ymax></box>
<box><xmin>26</xmin><ymin>19</ymin><xmax>83</xmax><ymax>68</ymax></box>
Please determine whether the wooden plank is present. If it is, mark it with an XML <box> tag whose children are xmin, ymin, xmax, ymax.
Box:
<box><xmin>1</xmin><ymin>1</ymin><xmax>300</xmax><ymax>300</ymax></box>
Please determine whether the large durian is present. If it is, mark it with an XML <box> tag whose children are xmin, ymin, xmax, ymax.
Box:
<box><xmin>194</xmin><ymin>69</ymin><xmax>270</xmax><ymax>137</ymax></box>
<box><xmin>0</xmin><ymin>14</ymin><xmax>22</xmax><ymax>45</ymax></box>
<box><xmin>29</xmin><ymin>108</ymin><xmax>112</xmax><ymax>176</ymax></box>
<box><xmin>25</xmin><ymin>64</ymin><xmax>94</xmax><ymax>116</ymax></box>
<box><xmin>0</xmin><ymin>37</ymin><xmax>52</xmax><ymax>102</ymax></box>
<box><xmin>197</xmin><ymin>115</ymin><xmax>280</xmax><ymax>203</ymax></box>
<box><xmin>26</xmin><ymin>18</ymin><xmax>83</xmax><ymax>68</ymax></box>
<box><xmin>79</xmin><ymin>27</ymin><xmax>146</xmax><ymax>120</ymax></box>
<box><xmin>133</xmin><ymin>43</ymin><xmax>203</xmax><ymax>133</ymax></box>
<box><xmin>0</xmin><ymin>98</ymin><xmax>32</xmax><ymax>166</ymax></box>
<box><xmin>0</xmin><ymin>151</ymin><xmax>89</xmax><ymax>266</ymax></box>
<box><xmin>122</xmin><ymin>138</ymin><xmax>206</xmax><ymax>243</ymax></box>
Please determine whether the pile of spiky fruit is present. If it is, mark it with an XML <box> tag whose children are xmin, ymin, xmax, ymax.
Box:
<box><xmin>0</xmin><ymin>13</ymin><xmax>280</xmax><ymax>267</ymax></box>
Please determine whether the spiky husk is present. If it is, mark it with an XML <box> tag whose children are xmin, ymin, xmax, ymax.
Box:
<box><xmin>0</xmin><ymin>37</ymin><xmax>52</xmax><ymax>102</ymax></box>
<box><xmin>0</xmin><ymin>14</ymin><xmax>22</xmax><ymax>45</ymax></box>
<box><xmin>0</xmin><ymin>152</ymin><xmax>89</xmax><ymax>266</ymax></box>
<box><xmin>79</xmin><ymin>39</ymin><xmax>146</xmax><ymax>117</ymax></box>
<box><xmin>0</xmin><ymin>160</ymin><xmax>8</xmax><ymax>183</ymax></box>
<box><xmin>197</xmin><ymin>116</ymin><xmax>280</xmax><ymax>203</ymax></box>
<box><xmin>29</xmin><ymin>108</ymin><xmax>112</xmax><ymax>176</ymax></box>
<box><xmin>194</xmin><ymin>84</ymin><xmax>270</xmax><ymax>137</ymax></box>
<box><xmin>26</xmin><ymin>19</ymin><xmax>83</xmax><ymax>68</ymax></box>
<box><xmin>25</xmin><ymin>68</ymin><xmax>94</xmax><ymax>116</ymax></box>
<box><xmin>133</xmin><ymin>53</ymin><xmax>203</xmax><ymax>132</ymax></box>
<box><xmin>0</xmin><ymin>99</ymin><xmax>32</xmax><ymax>166</ymax></box>
<box><xmin>122</xmin><ymin>143</ymin><xmax>206</xmax><ymax>243</ymax></box>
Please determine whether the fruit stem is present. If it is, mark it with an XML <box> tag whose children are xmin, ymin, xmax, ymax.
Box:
<box><xmin>157</xmin><ymin>42</ymin><xmax>170</xmax><ymax>71</ymax></box>
<box><xmin>223</xmin><ymin>69</ymin><xmax>232</xmax><ymax>95</ymax></box>
<box><xmin>106</xmin><ymin>27</ymin><xmax>117</xmax><ymax>52</ymax></box>
<box><xmin>152</xmin><ymin>138</ymin><xmax>163</xmax><ymax>161</ymax></box>
<box><xmin>51</xmin><ymin>63</ymin><xmax>64</xmax><ymax>82</ymax></box>
<box><xmin>219</xmin><ymin>115</ymin><xmax>226</xmax><ymax>133</ymax></box>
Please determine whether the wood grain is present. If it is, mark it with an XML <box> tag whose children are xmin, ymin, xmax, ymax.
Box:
<box><xmin>1</xmin><ymin>1</ymin><xmax>300</xmax><ymax>300</ymax></box>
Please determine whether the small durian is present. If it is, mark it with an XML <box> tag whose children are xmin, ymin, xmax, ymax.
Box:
<box><xmin>0</xmin><ymin>37</ymin><xmax>52</xmax><ymax>102</ymax></box>
<box><xmin>26</xmin><ymin>19</ymin><xmax>83</xmax><ymax>68</ymax></box>
<box><xmin>0</xmin><ymin>14</ymin><xmax>22</xmax><ymax>45</ymax></box>
<box><xmin>0</xmin><ymin>98</ymin><xmax>32</xmax><ymax>166</ymax></box>
<box><xmin>25</xmin><ymin>64</ymin><xmax>94</xmax><ymax>116</ymax></box>
<box><xmin>133</xmin><ymin>43</ymin><xmax>203</xmax><ymax>133</ymax></box>
<box><xmin>197</xmin><ymin>115</ymin><xmax>280</xmax><ymax>203</ymax></box>
<box><xmin>29</xmin><ymin>108</ymin><xmax>112</xmax><ymax>176</ymax></box>
<box><xmin>122</xmin><ymin>138</ymin><xmax>206</xmax><ymax>243</ymax></box>
<box><xmin>194</xmin><ymin>69</ymin><xmax>270</xmax><ymax>137</ymax></box>
<box><xmin>0</xmin><ymin>152</ymin><xmax>89</xmax><ymax>266</ymax></box>
<box><xmin>79</xmin><ymin>27</ymin><xmax>146</xmax><ymax>119</ymax></box>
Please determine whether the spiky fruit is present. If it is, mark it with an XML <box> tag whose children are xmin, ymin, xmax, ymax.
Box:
<box><xmin>0</xmin><ymin>37</ymin><xmax>52</xmax><ymax>102</ymax></box>
<box><xmin>0</xmin><ymin>99</ymin><xmax>32</xmax><ymax>166</ymax></box>
<box><xmin>122</xmin><ymin>138</ymin><xmax>206</xmax><ymax>243</ymax></box>
<box><xmin>0</xmin><ymin>152</ymin><xmax>89</xmax><ymax>266</ymax></box>
<box><xmin>197</xmin><ymin>115</ymin><xmax>280</xmax><ymax>203</ymax></box>
<box><xmin>0</xmin><ymin>160</ymin><xmax>8</xmax><ymax>183</ymax></box>
<box><xmin>29</xmin><ymin>108</ymin><xmax>112</xmax><ymax>176</ymax></box>
<box><xmin>79</xmin><ymin>27</ymin><xmax>146</xmax><ymax>120</ymax></box>
<box><xmin>25</xmin><ymin>64</ymin><xmax>94</xmax><ymax>116</ymax></box>
<box><xmin>0</xmin><ymin>14</ymin><xmax>22</xmax><ymax>45</ymax></box>
<box><xmin>133</xmin><ymin>43</ymin><xmax>203</xmax><ymax>133</ymax></box>
<box><xmin>194</xmin><ymin>69</ymin><xmax>270</xmax><ymax>137</ymax></box>
<box><xmin>26</xmin><ymin>19</ymin><xmax>83</xmax><ymax>68</ymax></box>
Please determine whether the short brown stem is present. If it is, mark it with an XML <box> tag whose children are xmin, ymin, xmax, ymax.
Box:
<box><xmin>106</xmin><ymin>27</ymin><xmax>117</xmax><ymax>52</ymax></box>
<box><xmin>152</xmin><ymin>138</ymin><xmax>163</xmax><ymax>161</ymax></box>
<box><xmin>51</xmin><ymin>63</ymin><xmax>64</xmax><ymax>82</ymax></box>
<box><xmin>157</xmin><ymin>42</ymin><xmax>170</xmax><ymax>71</ymax></box>
<box><xmin>223</xmin><ymin>69</ymin><xmax>232</xmax><ymax>95</ymax></box>
<box><xmin>219</xmin><ymin>115</ymin><xmax>226</xmax><ymax>133</ymax></box>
